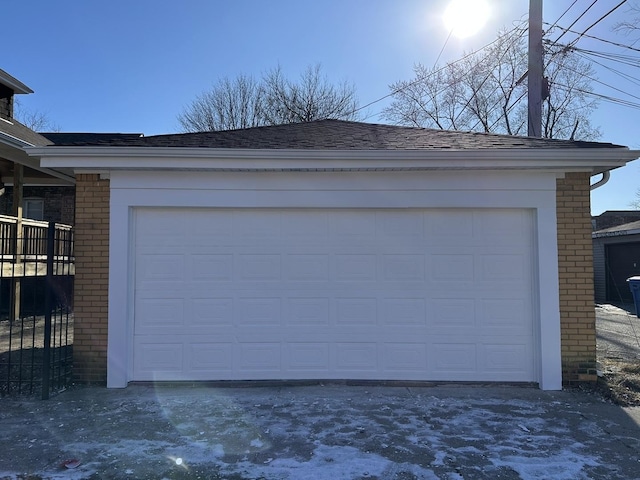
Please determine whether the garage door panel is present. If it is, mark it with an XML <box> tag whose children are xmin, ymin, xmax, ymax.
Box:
<box><xmin>190</xmin><ymin>255</ymin><xmax>234</xmax><ymax>281</ymax></box>
<box><xmin>475</xmin><ymin>209</ymin><xmax>532</xmax><ymax>241</ymax></box>
<box><xmin>481</xmin><ymin>254</ymin><xmax>527</xmax><ymax>282</ymax></box>
<box><xmin>287</xmin><ymin>343</ymin><xmax>330</xmax><ymax>371</ymax></box>
<box><xmin>236</xmin><ymin>343</ymin><xmax>282</xmax><ymax>371</ymax></box>
<box><xmin>382</xmin><ymin>343</ymin><xmax>429</xmax><ymax>372</ymax></box>
<box><xmin>192</xmin><ymin>298</ymin><xmax>234</xmax><ymax>325</ymax></box>
<box><xmin>136</xmin><ymin>342</ymin><xmax>184</xmax><ymax>376</ymax></box>
<box><xmin>382</xmin><ymin>255</ymin><xmax>426</xmax><ymax>281</ymax></box>
<box><xmin>189</xmin><ymin>343</ymin><xmax>233</xmax><ymax>372</ymax></box>
<box><xmin>376</xmin><ymin>211</ymin><xmax>425</xmax><ymax>240</ymax></box>
<box><xmin>285</xmin><ymin>255</ymin><xmax>330</xmax><ymax>281</ymax></box>
<box><xmin>431</xmin><ymin>299</ymin><xmax>477</xmax><ymax>326</ymax></box>
<box><xmin>137</xmin><ymin>254</ymin><xmax>185</xmax><ymax>284</ymax></box>
<box><xmin>233</xmin><ymin>211</ymin><xmax>283</xmax><ymax>241</ymax></box>
<box><xmin>425</xmin><ymin>210</ymin><xmax>474</xmax><ymax>239</ymax></box>
<box><xmin>481</xmin><ymin>343</ymin><xmax>531</xmax><ymax>373</ymax></box>
<box><xmin>237</xmin><ymin>298</ymin><xmax>282</xmax><ymax>325</ymax></box>
<box><xmin>380</xmin><ymin>298</ymin><xmax>427</xmax><ymax>326</ymax></box>
<box><xmin>134</xmin><ymin>298</ymin><xmax>185</xmax><ymax>334</ymax></box>
<box><xmin>133</xmin><ymin>208</ymin><xmax>536</xmax><ymax>382</ymax></box>
<box><xmin>282</xmin><ymin>211</ymin><xmax>330</xmax><ymax>239</ymax></box>
<box><xmin>334</xmin><ymin>343</ymin><xmax>378</xmax><ymax>371</ymax></box>
<box><xmin>287</xmin><ymin>298</ymin><xmax>331</xmax><ymax>326</ymax></box>
<box><xmin>479</xmin><ymin>299</ymin><xmax>530</xmax><ymax>327</ymax></box>
<box><xmin>430</xmin><ymin>254</ymin><xmax>475</xmax><ymax>281</ymax></box>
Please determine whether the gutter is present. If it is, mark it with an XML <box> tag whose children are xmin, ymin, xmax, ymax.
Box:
<box><xmin>26</xmin><ymin>146</ymin><xmax>640</xmax><ymax>174</ymax></box>
<box><xmin>0</xmin><ymin>133</ymin><xmax>75</xmax><ymax>184</ymax></box>
<box><xmin>590</xmin><ymin>171</ymin><xmax>610</xmax><ymax>190</ymax></box>
<box><xmin>592</xmin><ymin>227</ymin><xmax>640</xmax><ymax>239</ymax></box>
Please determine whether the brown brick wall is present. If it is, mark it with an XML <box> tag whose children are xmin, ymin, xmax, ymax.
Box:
<box><xmin>73</xmin><ymin>174</ymin><xmax>109</xmax><ymax>383</ymax></box>
<box><xmin>71</xmin><ymin>170</ymin><xmax>598</xmax><ymax>387</ymax></box>
<box><xmin>557</xmin><ymin>172</ymin><xmax>597</xmax><ymax>384</ymax></box>
<box><xmin>0</xmin><ymin>186</ymin><xmax>75</xmax><ymax>225</ymax></box>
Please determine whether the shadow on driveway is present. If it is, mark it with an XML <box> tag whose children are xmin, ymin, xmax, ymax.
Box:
<box><xmin>0</xmin><ymin>384</ymin><xmax>639</xmax><ymax>479</ymax></box>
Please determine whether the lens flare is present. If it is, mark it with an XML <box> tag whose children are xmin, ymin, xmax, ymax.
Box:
<box><xmin>443</xmin><ymin>0</ymin><xmax>490</xmax><ymax>38</ymax></box>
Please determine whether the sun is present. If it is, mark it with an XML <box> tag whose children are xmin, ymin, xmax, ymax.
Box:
<box><xmin>443</xmin><ymin>0</ymin><xmax>490</xmax><ymax>38</ymax></box>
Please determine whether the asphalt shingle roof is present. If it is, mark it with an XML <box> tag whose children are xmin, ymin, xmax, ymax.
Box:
<box><xmin>44</xmin><ymin>119</ymin><xmax>625</xmax><ymax>150</ymax></box>
<box><xmin>0</xmin><ymin>118</ymin><xmax>52</xmax><ymax>146</ymax></box>
<box><xmin>594</xmin><ymin>220</ymin><xmax>640</xmax><ymax>234</ymax></box>
<box><xmin>40</xmin><ymin>132</ymin><xmax>144</xmax><ymax>145</ymax></box>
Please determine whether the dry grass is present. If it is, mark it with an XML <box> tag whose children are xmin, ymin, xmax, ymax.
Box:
<box><xmin>594</xmin><ymin>358</ymin><xmax>640</xmax><ymax>406</ymax></box>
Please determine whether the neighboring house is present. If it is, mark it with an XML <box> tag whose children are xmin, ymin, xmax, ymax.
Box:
<box><xmin>592</xmin><ymin>210</ymin><xmax>640</xmax><ymax>232</ymax></box>
<box><xmin>593</xmin><ymin>219</ymin><xmax>640</xmax><ymax>303</ymax></box>
<box><xmin>27</xmin><ymin>120</ymin><xmax>640</xmax><ymax>390</ymax></box>
<box><xmin>0</xmin><ymin>69</ymin><xmax>75</xmax><ymax>221</ymax></box>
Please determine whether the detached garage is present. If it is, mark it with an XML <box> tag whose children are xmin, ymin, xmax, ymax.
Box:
<box><xmin>28</xmin><ymin>120</ymin><xmax>639</xmax><ymax>390</ymax></box>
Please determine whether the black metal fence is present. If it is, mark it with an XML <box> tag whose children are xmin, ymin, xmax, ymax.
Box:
<box><xmin>0</xmin><ymin>216</ymin><xmax>74</xmax><ymax>399</ymax></box>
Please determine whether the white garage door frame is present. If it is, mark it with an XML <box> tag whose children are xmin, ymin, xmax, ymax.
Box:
<box><xmin>107</xmin><ymin>169</ymin><xmax>562</xmax><ymax>390</ymax></box>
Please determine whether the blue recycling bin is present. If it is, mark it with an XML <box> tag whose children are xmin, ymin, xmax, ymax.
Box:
<box><xmin>627</xmin><ymin>276</ymin><xmax>640</xmax><ymax>318</ymax></box>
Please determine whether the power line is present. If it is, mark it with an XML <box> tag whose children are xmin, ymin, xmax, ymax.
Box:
<box><xmin>350</xmin><ymin>21</ymin><xmax>528</xmax><ymax>118</ymax></box>
<box><xmin>568</xmin><ymin>0</ymin><xmax>628</xmax><ymax>47</ymax></box>
<box><xmin>543</xmin><ymin>22</ymin><xmax>640</xmax><ymax>53</ymax></box>
<box><xmin>555</xmin><ymin>60</ymin><xmax>640</xmax><ymax>102</ymax></box>
<box><xmin>451</xmin><ymin>26</ymin><xmax>529</xmax><ymax>127</ymax></box>
<box><xmin>548</xmin><ymin>0</ymin><xmax>599</xmax><ymax>47</ymax></box>
<box><xmin>572</xmin><ymin>46</ymin><xmax>640</xmax><ymax>68</ymax></box>
<box><xmin>545</xmin><ymin>0</ymin><xmax>581</xmax><ymax>34</ymax></box>
<box><xmin>361</xmin><ymin>3</ymin><xmax>640</xmax><ymax>131</ymax></box>
<box><xmin>553</xmin><ymin>82</ymin><xmax>640</xmax><ymax>110</ymax></box>
<box><xmin>573</xmin><ymin>51</ymin><xmax>640</xmax><ymax>89</ymax></box>
<box><xmin>434</xmin><ymin>29</ymin><xmax>454</xmax><ymax>69</ymax></box>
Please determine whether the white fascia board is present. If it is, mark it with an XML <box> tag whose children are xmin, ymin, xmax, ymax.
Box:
<box><xmin>27</xmin><ymin>146</ymin><xmax>640</xmax><ymax>173</ymax></box>
<box><xmin>0</xmin><ymin>139</ymin><xmax>75</xmax><ymax>184</ymax></box>
<box><xmin>0</xmin><ymin>71</ymin><xmax>33</xmax><ymax>94</ymax></box>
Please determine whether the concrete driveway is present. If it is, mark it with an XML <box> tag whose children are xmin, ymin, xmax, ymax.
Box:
<box><xmin>596</xmin><ymin>303</ymin><xmax>640</xmax><ymax>361</ymax></box>
<box><xmin>1</xmin><ymin>384</ymin><xmax>639</xmax><ymax>479</ymax></box>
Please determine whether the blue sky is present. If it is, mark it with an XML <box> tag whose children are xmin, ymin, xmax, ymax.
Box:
<box><xmin>5</xmin><ymin>0</ymin><xmax>639</xmax><ymax>214</ymax></box>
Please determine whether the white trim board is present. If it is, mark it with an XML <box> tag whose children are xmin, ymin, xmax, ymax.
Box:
<box><xmin>107</xmin><ymin>170</ymin><xmax>562</xmax><ymax>390</ymax></box>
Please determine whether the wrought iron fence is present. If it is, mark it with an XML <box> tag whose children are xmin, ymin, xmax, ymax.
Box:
<box><xmin>0</xmin><ymin>216</ymin><xmax>74</xmax><ymax>399</ymax></box>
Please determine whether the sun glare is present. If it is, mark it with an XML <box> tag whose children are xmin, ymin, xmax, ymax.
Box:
<box><xmin>443</xmin><ymin>0</ymin><xmax>490</xmax><ymax>38</ymax></box>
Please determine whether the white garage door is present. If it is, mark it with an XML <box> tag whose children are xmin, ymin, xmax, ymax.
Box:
<box><xmin>132</xmin><ymin>207</ymin><xmax>536</xmax><ymax>382</ymax></box>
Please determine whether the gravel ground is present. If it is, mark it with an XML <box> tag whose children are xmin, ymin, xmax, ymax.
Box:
<box><xmin>0</xmin><ymin>384</ymin><xmax>639</xmax><ymax>480</ymax></box>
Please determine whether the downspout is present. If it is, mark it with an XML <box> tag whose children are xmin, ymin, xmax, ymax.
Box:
<box><xmin>590</xmin><ymin>171</ymin><xmax>610</xmax><ymax>191</ymax></box>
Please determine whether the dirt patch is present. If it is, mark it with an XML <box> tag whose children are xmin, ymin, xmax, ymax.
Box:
<box><xmin>594</xmin><ymin>358</ymin><xmax>640</xmax><ymax>407</ymax></box>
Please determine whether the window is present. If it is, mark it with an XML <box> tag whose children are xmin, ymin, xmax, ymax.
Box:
<box><xmin>23</xmin><ymin>198</ymin><xmax>44</xmax><ymax>221</ymax></box>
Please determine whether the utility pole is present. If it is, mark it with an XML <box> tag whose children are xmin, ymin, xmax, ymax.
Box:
<box><xmin>528</xmin><ymin>0</ymin><xmax>543</xmax><ymax>137</ymax></box>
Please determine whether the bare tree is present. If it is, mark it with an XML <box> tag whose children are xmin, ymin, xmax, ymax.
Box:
<box><xmin>260</xmin><ymin>64</ymin><xmax>360</xmax><ymax>125</ymax></box>
<box><xmin>383</xmin><ymin>27</ymin><xmax>601</xmax><ymax>140</ymax></box>
<box><xmin>13</xmin><ymin>98</ymin><xmax>61</xmax><ymax>132</ymax></box>
<box><xmin>178</xmin><ymin>74</ymin><xmax>264</xmax><ymax>132</ymax></box>
<box><xmin>178</xmin><ymin>64</ymin><xmax>359</xmax><ymax>132</ymax></box>
<box><xmin>614</xmin><ymin>1</ymin><xmax>640</xmax><ymax>43</ymax></box>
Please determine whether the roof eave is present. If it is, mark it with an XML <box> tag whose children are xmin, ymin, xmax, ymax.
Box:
<box><xmin>0</xmin><ymin>70</ymin><xmax>33</xmax><ymax>95</ymax></box>
<box><xmin>26</xmin><ymin>146</ymin><xmax>640</xmax><ymax>174</ymax></box>
<box><xmin>593</xmin><ymin>228</ymin><xmax>640</xmax><ymax>238</ymax></box>
<box><xmin>0</xmin><ymin>134</ymin><xmax>75</xmax><ymax>184</ymax></box>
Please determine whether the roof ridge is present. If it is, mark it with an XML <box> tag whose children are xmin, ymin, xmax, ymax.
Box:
<box><xmin>42</xmin><ymin>119</ymin><xmax>628</xmax><ymax>149</ymax></box>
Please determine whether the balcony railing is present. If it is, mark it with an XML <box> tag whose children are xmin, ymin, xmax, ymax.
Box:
<box><xmin>0</xmin><ymin>215</ymin><xmax>74</xmax><ymax>277</ymax></box>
